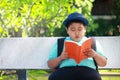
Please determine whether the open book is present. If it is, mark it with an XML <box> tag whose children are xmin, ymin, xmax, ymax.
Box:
<box><xmin>65</xmin><ymin>38</ymin><xmax>92</xmax><ymax>64</ymax></box>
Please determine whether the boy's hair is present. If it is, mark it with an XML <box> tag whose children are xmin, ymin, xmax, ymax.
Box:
<box><xmin>66</xmin><ymin>19</ymin><xmax>86</xmax><ymax>29</ymax></box>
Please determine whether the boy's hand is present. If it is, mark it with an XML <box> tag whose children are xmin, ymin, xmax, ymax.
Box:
<box><xmin>83</xmin><ymin>49</ymin><xmax>97</xmax><ymax>58</ymax></box>
<box><xmin>59</xmin><ymin>51</ymin><xmax>69</xmax><ymax>60</ymax></box>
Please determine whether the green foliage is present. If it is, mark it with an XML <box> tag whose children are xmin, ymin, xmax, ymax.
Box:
<box><xmin>111</xmin><ymin>0</ymin><xmax>120</xmax><ymax>36</ymax></box>
<box><xmin>53</xmin><ymin>0</ymin><xmax>95</xmax><ymax>37</ymax></box>
<box><xmin>92</xmin><ymin>19</ymin><xmax>120</xmax><ymax>36</ymax></box>
<box><xmin>0</xmin><ymin>0</ymin><xmax>95</xmax><ymax>37</ymax></box>
<box><xmin>0</xmin><ymin>0</ymin><xmax>119</xmax><ymax>37</ymax></box>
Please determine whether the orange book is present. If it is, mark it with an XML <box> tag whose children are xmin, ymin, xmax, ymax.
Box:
<box><xmin>65</xmin><ymin>38</ymin><xmax>92</xmax><ymax>64</ymax></box>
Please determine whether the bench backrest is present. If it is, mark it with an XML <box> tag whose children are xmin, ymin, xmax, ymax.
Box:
<box><xmin>0</xmin><ymin>37</ymin><xmax>120</xmax><ymax>69</ymax></box>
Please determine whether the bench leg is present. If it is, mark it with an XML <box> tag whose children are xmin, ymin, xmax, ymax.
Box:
<box><xmin>17</xmin><ymin>70</ymin><xmax>27</xmax><ymax>80</ymax></box>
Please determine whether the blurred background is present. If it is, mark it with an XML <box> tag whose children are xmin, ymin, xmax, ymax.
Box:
<box><xmin>0</xmin><ymin>0</ymin><xmax>120</xmax><ymax>80</ymax></box>
<box><xmin>0</xmin><ymin>0</ymin><xmax>120</xmax><ymax>38</ymax></box>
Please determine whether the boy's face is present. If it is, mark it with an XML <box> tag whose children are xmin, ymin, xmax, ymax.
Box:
<box><xmin>66</xmin><ymin>22</ymin><xmax>86</xmax><ymax>42</ymax></box>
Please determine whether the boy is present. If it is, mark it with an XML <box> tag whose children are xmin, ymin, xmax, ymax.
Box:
<box><xmin>47</xmin><ymin>12</ymin><xmax>107</xmax><ymax>80</ymax></box>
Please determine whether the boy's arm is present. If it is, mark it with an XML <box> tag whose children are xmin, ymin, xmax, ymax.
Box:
<box><xmin>93</xmin><ymin>50</ymin><xmax>107</xmax><ymax>67</ymax></box>
<box><xmin>84</xmin><ymin>48</ymin><xmax>107</xmax><ymax>67</ymax></box>
<box><xmin>47</xmin><ymin>51</ymin><xmax>68</xmax><ymax>69</ymax></box>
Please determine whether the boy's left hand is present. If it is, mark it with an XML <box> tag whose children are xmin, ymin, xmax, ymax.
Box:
<box><xmin>83</xmin><ymin>49</ymin><xmax>96</xmax><ymax>58</ymax></box>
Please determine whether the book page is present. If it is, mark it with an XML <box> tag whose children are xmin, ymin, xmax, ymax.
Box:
<box><xmin>79</xmin><ymin>38</ymin><xmax>92</xmax><ymax>63</ymax></box>
<box><xmin>65</xmin><ymin>41</ymin><xmax>79</xmax><ymax>62</ymax></box>
<box><xmin>81</xmin><ymin>38</ymin><xmax>92</xmax><ymax>52</ymax></box>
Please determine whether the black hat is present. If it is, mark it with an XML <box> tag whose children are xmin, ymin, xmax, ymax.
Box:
<box><xmin>63</xmin><ymin>12</ymin><xmax>88</xmax><ymax>27</ymax></box>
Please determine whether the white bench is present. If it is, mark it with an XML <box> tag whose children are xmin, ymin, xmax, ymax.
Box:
<box><xmin>0</xmin><ymin>37</ymin><xmax>120</xmax><ymax>80</ymax></box>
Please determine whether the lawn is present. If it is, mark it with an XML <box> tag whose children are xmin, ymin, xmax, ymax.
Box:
<box><xmin>1</xmin><ymin>70</ymin><xmax>120</xmax><ymax>80</ymax></box>
<box><xmin>0</xmin><ymin>70</ymin><xmax>48</xmax><ymax>80</ymax></box>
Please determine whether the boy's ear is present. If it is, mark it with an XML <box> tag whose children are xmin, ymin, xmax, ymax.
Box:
<box><xmin>66</xmin><ymin>28</ymin><xmax>68</xmax><ymax>34</ymax></box>
<box><xmin>84</xmin><ymin>27</ymin><xmax>87</xmax><ymax>32</ymax></box>
<box><xmin>66</xmin><ymin>28</ymin><xmax>67</xmax><ymax>30</ymax></box>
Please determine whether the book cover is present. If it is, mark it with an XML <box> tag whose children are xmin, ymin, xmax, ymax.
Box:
<box><xmin>65</xmin><ymin>38</ymin><xmax>92</xmax><ymax>64</ymax></box>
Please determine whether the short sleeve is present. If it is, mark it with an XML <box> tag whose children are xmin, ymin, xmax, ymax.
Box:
<box><xmin>48</xmin><ymin>42</ymin><xmax>58</xmax><ymax>60</ymax></box>
<box><xmin>96</xmin><ymin>40</ymin><xmax>107</xmax><ymax>58</ymax></box>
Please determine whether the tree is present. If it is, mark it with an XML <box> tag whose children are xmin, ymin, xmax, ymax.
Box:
<box><xmin>89</xmin><ymin>0</ymin><xmax>120</xmax><ymax>36</ymax></box>
<box><xmin>0</xmin><ymin>0</ymin><xmax>95</xmax><ymax>37</ymax></box>
<box><xmin>112</xmin><ymin>0</ymin><xmax>120</xmax><ymax>36</ymax></box>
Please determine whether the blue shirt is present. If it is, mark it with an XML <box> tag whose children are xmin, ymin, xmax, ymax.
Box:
<box><xmin>48</xmin><ymin>37</ymin><xmax>106</xmax><ymax>69</ymax></box>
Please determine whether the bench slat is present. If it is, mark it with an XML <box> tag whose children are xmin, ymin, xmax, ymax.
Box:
<box><xmin>0</xmin><ymin>37</ymin><xmax>120</xmax><ymax>69</ymax></box>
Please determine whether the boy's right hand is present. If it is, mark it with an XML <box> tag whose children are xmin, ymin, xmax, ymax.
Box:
<box><xmin>47</xmin><ymin>51</ymin><xmax>68</xmax><ymax>69</ymax></box>
<box><xmin>59</xmin><ymin>51</ymin><xmax>69</xmax><ymax>60</ymax></box>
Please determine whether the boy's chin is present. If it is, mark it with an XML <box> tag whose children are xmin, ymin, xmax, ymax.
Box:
<box><xmin>72</xmin><ymin>38</ymin><xmax>81</xmax><ymax>42</ymax></box>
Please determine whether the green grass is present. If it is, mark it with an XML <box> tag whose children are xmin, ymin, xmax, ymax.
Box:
<box><xmin>0</xmin><ymin>70</ymin><xmax>48</xmax><ymax>80</ymax></box>
<box><xmin>1</xmin><ymin>70</ymin><xmax>120</xmax><ymax>80</ymax></box>
<box><xmin>1</xmin><ymin>74</ymin><xmax>48</xmax><ymax>80</ymax></box>
<box><xmin>28</xmin><ymin>70</ymin><xmax>48</xmax><ymax>80</ymax></box>
<box><xmin>102</xmin><ymin>76</ymin><xmax>120</xmax><ymax>80</ymax></box>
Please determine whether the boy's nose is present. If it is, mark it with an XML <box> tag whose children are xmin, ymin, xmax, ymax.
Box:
<box><xmin>75</xmin><ymin>31</ymin><xmax>79</xmax><ymax>35</ymax></box>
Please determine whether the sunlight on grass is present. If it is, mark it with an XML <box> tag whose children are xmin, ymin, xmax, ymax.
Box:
<box><xmin>102</xmin><ymin>76</ymin><xmax>120</xmax><ymax>80</ymax></box>
<box><xmin>28</xmin><ymin>70</ymin><xmax>48</xmax><ymax>80</ymax></box>
<box><xmin>1</xmin><ymin>70</ymin><xmax>48</xmax><ymax>80</ymax></box>
<box><xmin>1</xmin><ymin>70</ymin><xmax>120</xmax><ymax>80</ymax></box>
